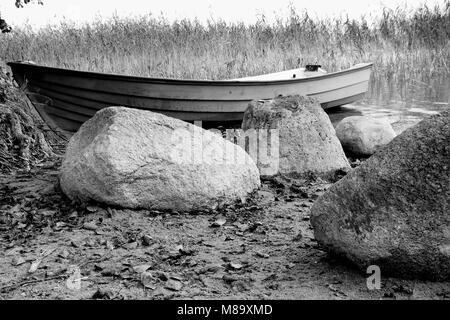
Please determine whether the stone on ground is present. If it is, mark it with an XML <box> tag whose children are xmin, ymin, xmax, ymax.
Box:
<box><xmin>241</xmin><ymin>95</ymin><xmax>350</xmax><ymax>177</ymax></box>
<box><xmin>335</xmin><ymin>116</ymin><xmax>396</xmax><ymax>157</ymax></box>
<box><xmin>60</xmin><ymin>107</ymin><xmax>260</xmax><ymax>212</ymax></box>
<box><xmin>311</xmin><ymin>110</ymin><xmax>450</xmax><ymax>280</ymax></box>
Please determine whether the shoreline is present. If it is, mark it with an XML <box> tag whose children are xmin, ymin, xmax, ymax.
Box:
<box><xmin>1</xmin><ymin>158</ymin><xmax>449</xmax><ymax>300</ymax></box>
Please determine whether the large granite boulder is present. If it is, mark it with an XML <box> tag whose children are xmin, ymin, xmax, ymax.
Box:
<box><xmin>241</xmin><ymin>95</ymin><xmax>350</xmax><ymax>177</ymax></box>
<box><xmin>335</xmin><ymin>116</ymin><xmax>396</xmax><ymax>157</ymax></box>
<box><xmin>60</xmin><ymin>107</ymin><xmax>260</xmax><ymax>212</ymax></box>
<box><xmin>311</xmin><ymin>110</ymin><xmax>450</xmax><ymax>280</ymax></box>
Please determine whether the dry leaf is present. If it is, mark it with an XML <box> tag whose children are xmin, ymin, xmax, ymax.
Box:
<box><xmin>211</xmin><ymin>218</ymin><xmax>226</xmax><ymax>227</ymax></box>
<box><xmin>133</xmin><ymin>264</ymin><xmax>151</xmax><ymax>274</ymax></box>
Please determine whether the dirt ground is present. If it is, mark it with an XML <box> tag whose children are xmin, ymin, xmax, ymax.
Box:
<box><xmin>1</xmin><ymin>157</ymin><xmax>450</xmax><ymax>300</ymax></box>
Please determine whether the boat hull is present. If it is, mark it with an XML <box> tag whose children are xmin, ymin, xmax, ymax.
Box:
<box><xmin>8</xmin><ymin>62</ymin><xmax>373</xmax><ymax>133</ymax></box>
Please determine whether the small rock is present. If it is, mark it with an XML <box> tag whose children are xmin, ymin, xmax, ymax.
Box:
<box><xmin>263</xmin><ymin>274</ymin><xmax>277</xmax><ymax>281</ymax></box>
<box><xmin>154</xmin><ymin>271</ymin><xmax>169</xmax><ymax>281</ymax></box>
<box><xmin>392</xmin><ymin>284</ymin><xmax>413</xmax><ymax>295</ymax></box>
<box><xmin>86</xmin><ymin>206</ymin><xmax>98</xmax><ymax>213</ymax></box>
<box><xmin>236</xmin><ymin>223</ymin><xmax>249</xmax><ymax>232</ymax></box>
<box><xmin>54</xmin><ymin>221</ymin><xmax>67</xmax><ymax>229</ymax></box>
<box><xmin>383</xmin><ymin>291</ymin><xmax>396</xmax><ymax>299</ymax></box>
<box><xmin>165</xmin><ymin>279</ymin><xmax>182</xmax><ymax>291</ymax></box>
<box><xmin>93</xmin><ymin>264</ymin><xmax>103</xmax><ymax>272</ymax></box>
<box><xmin>140</xmin><ymin>271</ymin><xmax>156</xmax><ymax>289</ymax></box>
<box><xmin>123</xmin><ymin>241</ymin><xmax>138</xmax><ymax>250</ymax></box>
<box><xmin>222</xmin><ymin>274</ymin><xmax>238</xmax><ymax>284</ymax></box>
<box><xmin>58</xmin><ymin>249</ymin><xmax>71</xmax><ymax>259</ymax></box>
<box><xmin>211</xmin><ymin>218</ymin><xmax>226</xmax><ymax>227</ymax></box>
<box><xmin>179</xmin><ymin>247</ymin><xmax>195</xmax><ymax>256</ymax></box>
<box><xmin>12</xmin><ymin>256</ymin><xmax>27</xmax><ymax>266</ymax></box>
<box><xmin>228</xmin><ymin>262</ymin><xmax>243</xmax><ymax>270</ymax></box>
<box><xmin>83</xmin><ymin>222</ymin><xmax>98</xmax><ymax>231</ymax></box>
<box><xmin>84</xmin><ymin>238</ymin><xmax>96</xmax><ymax>247</ymax></box>
<box><xmin>336</xmin><ymin>116</ymin><xmax>396</xmax><ymax>156</ymax></box>
<box><xmin>39</xmin><ymin>210</ymin><xmax>57</xmax><ymax>217</ymax></box>
<box><xmin>247</xmin><ymin>222</ymin><xmax>263</xmax><ymax>232</ymax></box>
<box><xmin>233</xmin><ymin>280</ymin><xmax>250</xmax><ymax>292</ymax></box>
<box><xmin>266</xmin><ymin>283</ymin><xmax>280</xmax><ymax>290</ymax></box>
<box><xmin>170</xmin><ymin>274</ymin><xmax>183</xmax><ymax>282</ymax></box>
<box><xmin>152</xmin><ymin>287</ymin><xmax>173</xmax><ymax>299</ymax></box>
<box><xmin>68</xmin><ymin>211</ymin><xmax>78</xmax><ymax>219</ymax></box>
<box><xmin>255</xmin><ymin>252</ymin><xmax>270</xmax><ymax>258</ymax></box>
<box><xmin>256</xmin><ymin>190</ymin><xmax>275</xmax><ymax>205</ymax></box>
<box><xmin>106</xmin><ymin>207</ymin><xmax>113</xmax><ymax>217</ymax></box>
<box><xmin>105</xmin><ymin>240</ymin><xmax>115</xmax><ymax>250</ymax></box>
<box><xmin>133</xmin><ymin>264</ymin><xmax>151</xmax><ymax>274</ymax></box>
<box><xmin>300</xmin><ymin>203</ymin><xmax>308</xmax><ymax>207</ymax></box>
<box><xmin>286</xmin><ymin>263</ymin><xmax>296</xmax><ymax>269</ymax></box>
<box><xmin>92</xmin><ymin>289</ymin><xmax>112</xmax><ymax>300</ymax></box>
<box><xmin>100</xmin><ymin>265</ymin><xmax>120</xmax><ymax>277</ymax></box>
<box><xmin>289</xmin><ymin>185</ymin><xmax>309</xmax><ymax>197</ymax></box>
<box><xmin>293</xmin><ymin>233</ymin><xmax>303</xmax><ymax>241</ymax></box>
<box><xmin>141</xmin><ymin>235</ymin><xmax>153</xmax><ymax>246</ymax></box>
<box><xmin>198</xmin><ymin>264</ymin><xmax>223</xmax><ymax>274</ymax></box>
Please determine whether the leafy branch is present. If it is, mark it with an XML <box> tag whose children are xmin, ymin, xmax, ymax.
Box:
<box><xmin>1</xmin><ymin>0</ymin><xmax>44</xmax><ymax>33</ymax></box>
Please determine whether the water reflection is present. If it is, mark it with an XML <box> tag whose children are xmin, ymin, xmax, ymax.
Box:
<box><xmin>327</xmin><ymin>77</ymin><xmax>450</xmax><ymax>134</ymax></box>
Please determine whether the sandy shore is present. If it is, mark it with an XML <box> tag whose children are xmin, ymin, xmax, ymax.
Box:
<box><xmin>1</xmin><ymin>158</ymin><xmax>450</xmax><ymax>300</ymax></box>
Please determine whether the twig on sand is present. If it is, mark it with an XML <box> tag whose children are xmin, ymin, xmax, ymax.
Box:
<box><xmin>0</xmin><ymin>252</ymin><xmax>113</xmax><ymax>294</ymax></box>
<box><xmin>77</xmin><ymin>251</ymin><xmax>113</xmax><ymax>269</ymax></box>
<box><xmin>0</xmin><ymin>274</ymin><xmax>67</xmax><ymax>293</ymax></box>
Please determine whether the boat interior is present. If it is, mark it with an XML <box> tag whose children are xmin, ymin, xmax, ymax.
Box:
<box><xmin>231</xmin><ymin>67</ymin><xmax>328</xmax><ymax>81</ymax></box>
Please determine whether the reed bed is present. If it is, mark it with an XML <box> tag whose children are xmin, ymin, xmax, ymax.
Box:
<box><xmin>1</xmin><ymin>2</ymin><xmax>449</xmax><ymax>102</ymax></box>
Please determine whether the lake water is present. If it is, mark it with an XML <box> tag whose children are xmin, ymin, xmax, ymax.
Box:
<box><xmin>327</xmin><ymin>78</ymin><xmax>450</xmax><ymax>134</ymax></box>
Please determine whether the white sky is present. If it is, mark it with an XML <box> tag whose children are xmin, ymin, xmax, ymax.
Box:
<box><xmin>0</xmin><ymin>0</ymin><xmax>447</xmax><ymax>28</ymax></box>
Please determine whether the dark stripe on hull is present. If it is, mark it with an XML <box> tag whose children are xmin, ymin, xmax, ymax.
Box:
<box><xmin>9</xmin><ymin>61</ymin><xmax>373</xmax><ymax>132</ymax></box>
<box><xmin>41</xmin><ymin>98</ymin><xmax>245</xmax><ymax>126</ymax></box>
<box><xmin>34</xmin><ymin>90</ymin><xmax>367</xmax><ymax>132</ymax></box>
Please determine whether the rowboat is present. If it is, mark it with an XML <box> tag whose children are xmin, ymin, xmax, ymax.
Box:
<box><xmin>8</xmin><ymin>61</ymin><xmax>373</xmax><ymax>133</ymax></box>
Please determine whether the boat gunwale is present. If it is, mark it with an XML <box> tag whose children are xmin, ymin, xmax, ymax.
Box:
<box><xmin>7</xmin><ymin>61</ymin><xmax>373</xmax><ymax>86</ymax></box>
<box><xmin>31</xmin><ymin>76</ymin><xmax>371</xmax><ymax>103</ymax></box>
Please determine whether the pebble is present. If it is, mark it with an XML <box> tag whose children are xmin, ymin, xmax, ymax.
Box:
<box><xmin>165</xmin><ymin>279</ymin><xmax>182</xmax><ymax>291</ymax></box>
<box><xmin>83</xmin><ymin>222</ymin><xmax>98</xmax><ymax>231</ymax></box>
<box><xmin>133</xmin><ymin>264</ymin><xmax>151</xmax><ymax>274</ymax></box>
<box><xmin>228</xmin><ymin>262</ymin><xmax>243</xmax><ymax>270</ymax></box>
<box><xmin>141</xmin><ymin>235</ymin><xmax>153</xmax><ymax>246</ymax></box>
<box><xmin>86</xmin><ymin>206</ymin><xmax>98</xmax><ymax>212</ymax></box>
<box><xmin>255</xmin><ymin>252</ymin><xmax>270</xmax><ymax>258</ymax></box>
<box><xmin>222</xmin><ymin>274</ymin><xmax>238</xmax><ymax>284</ymax></box>
<box><xmin>12</xmin><ymin>256</ymin><xmax>27</xmax><ymax>266</ymax></box>
<box><xmin>211</xmin><ymin>218</ymin><xmax>226</xmax><ymax>227</ymax></box>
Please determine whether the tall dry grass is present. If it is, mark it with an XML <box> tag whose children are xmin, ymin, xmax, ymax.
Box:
<box><xmin>1</xmin><ymin>2</ymin><xmax>449</xmax><ymax>102</ymax></box>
